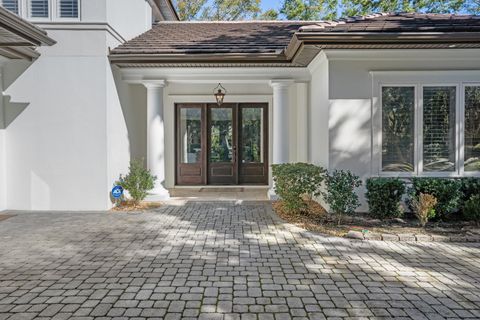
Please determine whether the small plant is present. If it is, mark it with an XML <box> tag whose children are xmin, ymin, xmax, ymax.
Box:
<box><xmin>409</xmin><ymin>178</ymin><xmax>462</xmax><ymax>220</ymax></box>
<box><xmin>118</xmin><ymin>159</ymin><xmax>157</xmax><ymax>205</ymax></box>
<box><xmin>464</xmin><ymin>195</ymin><xmax>480</xmax><ymax>225</ymax></box>
<box><xmin>412</xmin><ymin>193</ymin><xmax>438</xmax><ymax>227</ymax></box>
<box><xmin>271</xmin><ymin>163</ymin><xmax>326</xmax><ymax>213</ymax></box>
<box><xmin>322</xmin><ymin>170</ymin><xmax>362</xmax><ymax>215</ymax></box>
<box><xmin>366</xmin><ymin>178</ymin><xmax>406</xmax><ymax>219</ymax></box>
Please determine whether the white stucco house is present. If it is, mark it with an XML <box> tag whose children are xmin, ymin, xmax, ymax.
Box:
<box><xmin>1</xmin><ymin>0</ymin><xmax>479</xmax><ymax>211</ymax></box>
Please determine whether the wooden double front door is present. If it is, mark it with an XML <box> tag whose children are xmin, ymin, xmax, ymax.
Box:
<box><xmin>176</xmin><ymin>103</ymin><xmax>268</xmax><ymax>185</ymax></box>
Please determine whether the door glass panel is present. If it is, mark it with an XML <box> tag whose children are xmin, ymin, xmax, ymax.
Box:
<box><xmin>241</xmin><ymin>108</ymin><xmax>264</xmax><ymax>163</ymax></box>
<box><xmin>210</xmin><ymin>108</ymin><xmax>233</xmax><ymax>163</ymax></box>
<box><xmin>179</xmin><ymin>108</ymin><xmax>202</xmax><ymax>164</ymax></box>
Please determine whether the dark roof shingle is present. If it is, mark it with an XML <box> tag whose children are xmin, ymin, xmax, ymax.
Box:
<box><xmin>111</xmin><ymin>21</ymin><xmax>316</xmax><ymax>55</ymax></box>
<box><xmin>110</xmin><ymin>13</ymin><xmax>480</xmax><ymax>66</ymax></box>
<box><xmin>299</xmin><ymin>12</ymin><xmax>480</xmax><ymax>33</ymax></box>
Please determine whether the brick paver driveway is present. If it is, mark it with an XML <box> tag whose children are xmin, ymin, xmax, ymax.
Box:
<box><xmin>1</xmin><ymin>202</ymin><xmax>480</xmax><ymax>320</ymax></box>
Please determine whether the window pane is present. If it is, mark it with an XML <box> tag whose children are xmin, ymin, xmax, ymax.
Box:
<box><xmin>59</xmin><ymin>0</ymin><xmax>78</xmax><ymax>18</ymax></box>
<box><xmin>210</xmin><ymin>108</ymin><xmax>233</xmax><ymax>163</ymax></box>
<box><xmin>30</xmin><ymin>0</ymin><xmax>49</xmax><ymax>17</ymax></box>
<box><xmin>2</xmin><ymin>0</ymin><xmax>19</xmax><ymax>14</ymax></box>
<box><xmin>381</xmin><ymin>87</ymin><xmax>415</xmax><ymax>172</ymax></box>
<box><xmin>179</xmin><ymin>108</ymin><xmax>202</xmax><ymax>164</ymax></box>
<box><xmin>465</xmin><ymin>86</ymin><xmax>480</xmax><ymax>172</ymax></box>
<box><xmin>241</xmin><ymin>108</ymin><xmax>264</xmax><ymax>163</ymax></box>
<box><xmin>423</xmin><ymin>86</ymin><xmax>456</xmax><ymax>172</ymax></box>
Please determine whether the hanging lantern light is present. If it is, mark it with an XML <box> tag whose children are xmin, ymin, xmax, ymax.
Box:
<box><xmin>213</xmin><ymin>83</ymin><xmax>227</xmax><ymax>106</ymax></box>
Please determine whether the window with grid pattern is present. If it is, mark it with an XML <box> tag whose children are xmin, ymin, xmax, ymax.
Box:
<box><xmin>29</xmin><ymin>0</ymin><xmax>49</xmax><ymax>18</ymax></box>
<box><xmin>422</xmin><ymin>86</ymin><xmax>457</xmax><ymax>172</ymax></box>
<box><xmin>1</xmin><ymin>0</ymin><xmax>19</xmax><ymax>14</ymax></box>
<box><xmin>58</xmin><ymin>0</ymin><xmax>78</xmax><ymax>18</ymax></box>
<box><xmin>465</xmin><ymin>86</ymin><xmax>480</xmax><ymax>172</ymax></box>
<box><xmin>381</xmin><ymin>86</ymin><xmax>415</xmax><ymax>172</ymax></box>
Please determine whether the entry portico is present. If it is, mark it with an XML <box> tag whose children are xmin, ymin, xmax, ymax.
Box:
<box><xmin>121</xmin><ymin>67</ymin><xmax>311</xmax><ymax>198</ymax></box>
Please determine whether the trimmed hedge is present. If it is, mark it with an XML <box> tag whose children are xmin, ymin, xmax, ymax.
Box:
<box><xmin>366</xmin><ymin>178</ymin><xmax>406</xmax><ymax>219</ymax></box>
<box><xmin>271</xmin><ymin>163</ymin><xmax>326</xmax><ymax>213</ymax></box>
<box><xmin>322</xmin><ymin>170</ymin><xmax>362</xmax><ymax>215</ymax></box>
<box><xmin>409</xmin><ymin>178</ymin><xmax>462</xmax><ymax>220</ymax></box>
<box><xmin>464</xmin><ymin>195</ymin><xmax>480</xmax><ymax>224</ymax></box>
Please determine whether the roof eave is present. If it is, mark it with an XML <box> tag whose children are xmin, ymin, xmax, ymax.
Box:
<box><xmin>109</xmin><ymin>52</ymin><xmax>289</xmax><ymax>64</ymax></box>
<box><xmin>0</xmin><ymin>7</ymin><xmax>56</xmax><ymax>46</ymax></box>
<box><xmin>293</xmin><ymin>31</ymin><xmax>480</xmax><ymax>44</ymax></box>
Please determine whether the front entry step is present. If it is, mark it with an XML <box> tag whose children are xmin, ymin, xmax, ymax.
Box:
<box><xmin>169</xmin><ymin>187</ymin><xmax>269</xmax><ymax>201</ymax></box>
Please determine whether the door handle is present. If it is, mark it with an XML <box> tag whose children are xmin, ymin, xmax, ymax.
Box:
<box><xmin>232</xmin><ymin>145</ymin><xmax>237</xmax><ymax>163</ymax></box>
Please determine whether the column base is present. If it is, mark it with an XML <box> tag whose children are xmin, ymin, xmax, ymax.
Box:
<box><xmin>268</xmin><ymin>188</ymin><xmax>279</xmax><ymax>201</ymax></box>
<box><xmin>145</xmin><ymin>186</ymin><xmax>170</xmax><ymax>201</ymax></box>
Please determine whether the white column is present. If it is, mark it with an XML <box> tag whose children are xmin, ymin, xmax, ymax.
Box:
<box><xmin>270</xmin><ymin>80</ymin><xmax>294</xmax><ymax>164</ymax></box>
<box><xmin>144</xmin><ymin>81</ymin><xmax>169</xmax><ymax>200</ymax></box>
<box><xmin>269</xmin><ymin>80</ymin><xmax>294</xmax><ymax>199</ymax></box>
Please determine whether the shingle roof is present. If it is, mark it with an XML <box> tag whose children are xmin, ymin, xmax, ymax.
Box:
<box><xmin>299</xmin><ymin>12</ymin><xmax>480</xmax><ymax>33</ymax></box>
<box><xmin>111</xmin><ymin>21</ymin><xmax>315</xmax><ymax>55</ymax></box>
<box><xmin>109</xmin><ymin>13</ymin><xmax>480</xmax><ymax>67</ymax></box>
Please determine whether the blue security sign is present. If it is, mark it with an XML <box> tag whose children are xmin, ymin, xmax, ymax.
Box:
<box><xmin>111</xmin><ymin>185</ymin><xmax>124</xmax><ymax>199</ymax></box>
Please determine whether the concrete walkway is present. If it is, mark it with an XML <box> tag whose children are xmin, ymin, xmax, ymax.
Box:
<box><xmin>0</xmin><ymin>202</ymin><xmax>480</xmax><ymax>320</ymax></box>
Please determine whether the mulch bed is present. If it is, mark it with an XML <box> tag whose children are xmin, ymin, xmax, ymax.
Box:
<box><xmin>111</xmin><ymin>201</ymin><xmax>162</xmax><ymax>212</ymax></box>
<box><xmin>272</xmin><ymin>200</ymin><xmax>480</xmax><ymax>242</ymax></box>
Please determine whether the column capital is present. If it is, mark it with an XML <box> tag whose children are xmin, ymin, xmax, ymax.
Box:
<box><xmin>269</xmin><ymin>79</ymin><xmax>294</xmax><ymax>89</ymax></box>
<box><xmin>143</xmin><ymin>80</ymin><xmax>167</xmax><ymax>89</ymax></box>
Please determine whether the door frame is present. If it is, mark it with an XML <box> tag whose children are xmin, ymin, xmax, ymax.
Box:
<box><xmin>175</xmin><ymin>102</ymin><xmax>269</xmax><ymax>186</ymax></box>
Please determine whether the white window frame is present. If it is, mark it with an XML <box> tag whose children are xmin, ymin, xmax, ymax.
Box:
<box><xmin>461</xmin><ymin>82</ymin><xmax>480</xmax><ymax>177</ymax></box>
<box><xmin>1</xmin><ymin>0</ymin><xmax>21</xmax><ymax>15</ymax></box>
<box><xmin>419</xmin><ymin>83</ymin><xmax>460</xmax><ymax>177</ymax></box>
<box><xmin>20</xmin><ymin>0</ymin><xmax>80</xmax><ymax>21</ymax></box>
<box><xmin>27</xmin><ymin>0</ymin><xmax>51</xmax><ymax>21</ymax></box>
<box><xmin>372</xmin><ymin>70</ymin><xmax>480</xmax><ymax>178</ymax></box>
<box><xmin>55</xmin><ymin>0</ymin><xmax>80</xmax><ymax>21</ymax></box>
<box><xmin>378</xmin><ymin>83</ymin><xmax>418</xmax><ymax>177</ymax></box>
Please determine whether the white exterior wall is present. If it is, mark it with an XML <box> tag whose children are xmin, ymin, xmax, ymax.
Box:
<box><xmin>308</xmin><ymin>53</ymin><xmax>329</xmax><ymax>168</ymax></box>
<box><xmin>0</xmin><ymin>129</ymin><xmax>5</xmax><ymax>211</ymax></box>
<box><xmin>318</xmin><ymin>49</ymin><xmax>480</xmax><ymax>210</ymax></box>
<box><xmin>1</xmin><ymin>0</ymin><xmax>153</xmax><ymax>210</ymax></box>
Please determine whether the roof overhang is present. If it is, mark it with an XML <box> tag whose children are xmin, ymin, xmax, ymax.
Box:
<box><xmin>285</xmin><ymin>31</ymin><xmax>480</xmax><ymax>66</ymax></box>
<box><xmin>0</xmin><ymin>6</ymin><xmax>55</xmax><ymax>60</ymax></box>
<box><xmin>109</xmin><ymin>30</ymin><xmax>480</xmax><ymax>68</ymax></box>
<box><xmin>150</xmin><ymin>0</ymin><xmax>179</xmax><ymax>21</ymax></box>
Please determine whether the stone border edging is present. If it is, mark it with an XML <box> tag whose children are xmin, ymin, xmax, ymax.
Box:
<box><xmin>346</xmin><ymin>230</ymin><xmax>480</xmax><ymax>242</ymax></box>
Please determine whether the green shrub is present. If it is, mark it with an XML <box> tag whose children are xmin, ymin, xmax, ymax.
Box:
<box><xmin>366</xmin><ymin>178</ymin><xmax>406</xmax><ymax>219</ymax></box>
<box><xmin>271</xmin><ymin>163</ymin><xmax>326</xmax><ymax>213</ymax></box>
<box><xmin>322</xmin><ymin>170</ymin><xmax>362</xmax><ymax>215</ymax></box>
<box><xmin>409</xmin><ymin>178</ymin><xmax>462</xmax><ymax>220</ymax></box>
<box><xmin>464</xmin><ymin>195</ymin><xmax>480</xmax><ymax>224</ymax></box>
<box><xmin>412</xmin><ymin>193</ymin><xmax>438</xmax><ymax>227</ymax></box>
<box><xmin>460</xmin><ymin>178</ymin><xmax>480</xmax><ymax>202</ymax></box>
<box><xmin>118</xmin><ymin>159</ymin><xmax>157</xmax><ymax>205</ymax></box>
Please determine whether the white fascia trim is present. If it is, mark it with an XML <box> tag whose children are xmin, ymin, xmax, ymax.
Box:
<box><xmin>121</xmin><ymin>67</ymin><xmax>311</xmax><ymax>84</ymax></box>
<box><xmin>370</xmin><ymin>70</ymin><xmax>480</xmax><ymax>83</ymax></box>
<box><xmin>35</xmin><ymin>22</ymin><xmax>126</xmax><ymax>43</ymax></box>
<box><xmin>324</xmin><ymin>49</ymin><xmax>480</xmax><ymax>61</ymax></box>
